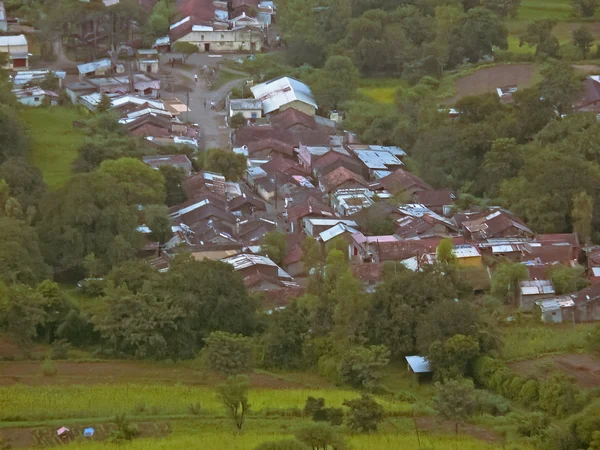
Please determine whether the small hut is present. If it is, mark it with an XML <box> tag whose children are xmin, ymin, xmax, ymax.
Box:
<box><xmin>405</xmin><ymin>355</ymin><xmax>432</xmax><ymax>382</ymax></box>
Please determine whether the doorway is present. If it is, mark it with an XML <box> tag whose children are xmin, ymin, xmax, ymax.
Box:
<box><xmin>204</xmin><ymin>43</ymin><xmax>210</xmax><ymax>52</ymax></box>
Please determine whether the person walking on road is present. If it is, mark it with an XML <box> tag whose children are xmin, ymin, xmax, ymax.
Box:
<box><xmin>194</xmin><ymin>73</ymin><xmax>198</xmax><ymax>83</ymax></box>
<box><xmin>203</xmin><ymin>99</ymin><xmax>207</xmax><ymax>108</ymax></box>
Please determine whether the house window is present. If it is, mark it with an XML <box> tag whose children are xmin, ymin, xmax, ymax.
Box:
<box><xmin>221</xmin><ymin>34</ymin><xmax>224</xmax><ymax>39</ymax></box>
<box><xmin>251</xmin><ymin>112</ymin><xmax>257</xmax><ymax>119</ymax></box>
<box><xmin>200</xmin><ymin>35</ymin><xmax>204</xmax><ymax>40</ymax></box>
<box><xmin>34</xmin><ymin>97</ymin><xmax>40</xmax><ymax>101</ymax></box>
<box><xmin>552</xmin><ymin>312</ymin><xmax>556</xmax><ymax>315</ymax></box>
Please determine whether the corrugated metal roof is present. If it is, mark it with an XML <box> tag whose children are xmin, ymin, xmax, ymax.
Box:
<box><xmin>0</xmin><ymin>34</ymin><xmax>27</xmax><ymax>47</ymax></box>
<box><xmin>251</xmin><ymin>77</ymin><xmax>317</xmax><ymax>114</ymax></box>
<box><xmin>305</xmin><ymin>218</ymin><xmax>357</xmax><ymax>227</ymax></box>
<box><xmin>354</xmin><ymin>149</ymin><xmax>403</xmax><ymax>170</ymax></box>
<box><xmin>453</xmin><ymin>244</ymin><xmax>480</xmax><ymax>259</ymax></box>
<box><xmin>318</xmin><ymin>223</ymin><xmax>359</xmax><ymax>242</ymax></box>
<box><xmin>536</xmin><ymin>297</ymin><xmax>575</xmax><ymax>312</ymax></box>
<box><xmin>77</xmin><ymin>58</ymin><xmax>111</xmax><ymax>75</ymax></box>
<box><xmin>405</xmin><ymin>356</ymin><xmax>431</xmax><ymax>373</ymax></box>
<box><xmin>230</xmin><ymin>98</ymin><xmax>263</xmax><ymax>110</ymax></box>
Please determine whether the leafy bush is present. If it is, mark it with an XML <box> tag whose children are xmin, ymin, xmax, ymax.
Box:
<box><xmin>475</xmin><ymin>390</ymin><xmax>510</xmax><ymax>416</ymax></box>
<box><xmin>518</xmin><ymin>379</ymin><xmax>540</xmax><ymax>406</ymax></box>
<box><xmin>338</xmin><ymin>345</ymin><xmax>390</xmax><ymax>388</ymax></box>
<box><xmin>303</xmin><ymin>397</ymin><xmax>344</xmax><ymax>426</ymax></box>
<box><xmin>51</xmin><ymin>339</ymin><xmax>71</xmax><ymax>360</ymax></box>
<box><xmin>516</xmin><ymin>412</ymin><xmax>549</xmax><ymax>438</ymax></box>
<box><xmin>188</xmin><ymin>402</ymin><xmax>202</xmax><ymax>415</ymax></box>
<box><xmin>40</xmin><ymin>358</ymin><xmax>57</xmax><ymax>377</ymax></box>
<box><xmin>295</xmin><ymin>423</ymin><xmax>347</xmax><ymax>450</ymax></box>
<box><xmin>538</xmin><ymin>373</ymin><xmax>583</xmax><ymax>418</ymax></box>
<box><xmin>202</xmin><ymin>331</ymin><xmax>253</xmax><ymax>376</ymax></box>
<box><xmin>343</xmin><ymin>394</ymin><xmax>384</xmax><ymax>432</ymax></box>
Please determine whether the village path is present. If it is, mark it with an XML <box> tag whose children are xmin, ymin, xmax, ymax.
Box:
<box><xmin>159</xmin><ymin>53</ymin><xmax>247</xmax><ymax>150</ymax></box>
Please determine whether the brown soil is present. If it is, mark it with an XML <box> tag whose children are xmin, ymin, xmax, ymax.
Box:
<box><xmin>445</xmin><ymin>63</ymin><xmax>537</xmax><ymax>104</ymax></box>
<box><xmin>415</xmin><ymin>417</ymin><xmax>502</xmax><ymax>444</ymax></box>
<box><xmin>508</xmin><ymin>353</ymin><xmax>600</xmax><ymax>388</ymax></box>
<box><xmin>0</xmin><ymin>422</ymin><xmax>170</xmax><ymax>449</ymax></box>
<box><xmin>0</xmin><ymin>360</ymin><xmax>309</xmax><ymax>389</ymax></box>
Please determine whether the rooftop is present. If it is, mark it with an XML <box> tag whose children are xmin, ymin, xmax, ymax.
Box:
<box><xmin>0</xmin><ymin>34</ymin><xmax>27</xmax><ymax>47</ymax></box>
<box><xmin>318</xmin><ymin>223</ymin><xmax>359</xmax><ymax>242</ymax></box>
<box><xmin>353</xmin><ymin>149</ymin><xmax>403</xmax><ymax>170</ymax></box>
<box><xmin>520</xmin><ymin>279</ymin><xmax>555</xmax><ymax>296</ymax></box>
<box><xmin>251</xmin><ymin>76</ymin><xmax>317</xmax><ymax>114</ymax></box>
<box><xmin>78</xmin><ymin>58</ymin><xmax>112</xmax><ymax>75</ymax></box>
<box><xmin>405</xmin><ymin>356</ymin><xmax>431</xmax><ymax>374</ymax></box>
<box><xmin>230</xmin><ymin>98</ymin><xmax>263</xmax><ymax>110</ymax></box>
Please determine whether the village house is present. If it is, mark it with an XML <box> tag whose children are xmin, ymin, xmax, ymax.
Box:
<box><xmin>0</xmin><ymin>34</ymin><xmax>28</xmax><ymax>69</ymax></box>
<box><xmin>519</xmin><ymin>279</ymin><xmax>556</xmax><ymax>311</ymax></box>
<box><xmin>11</xmin><ymin>86</ymin><xmax>58</xmax><ymax>106</ymax></box>
<box><xmin>317</xmin><ymin>222</ymin><xmax>359</xmax><ymax>256</ymax></box>
<box><xmin>298</xmin><ymin>145</ymin><xmax>349</xmax><ymax>171</ymax></box>
<box><xmin>229</xmin><ymin>98</ymin><xmax>263</xmax><ymax>120</ymax></box>
<box><xmin>136</xmin><ymin>49</ymin><xmax>160</xmax><ymax>74</ymax></box>
<box><xmin>395</xmin><ymin>204</ymin><xmax>460</xmax><ymax>239</ymax></box>
<box><xmin>13</xmin><ymin>70</ymin><xmax>66</xmax><ymax>89</ymax></box>
<box><xmin>251</xmin><ymin>77</ymin><xmax>317</xmax><ymax>116</ymax></box>
<box><xmin>312</xmin><ymin>150</ymin><xmax>366</xmax><ymax>180</ymax></box>
<box><xmin>221</xmin><ymin>253</ymin><xmax>297</xmax><ymax>292</ymax></box>
<box><xmin>460</xmin><ymin>210</ymin><xmax>534</xmax><ymax>241</ymax></box>
<box><xmin>232</xmin><ymin>0</ymin><xmax>258</xmax><ymax>17</ymax></box>
<box><xmin>285</xmin><ymin>196</ymin><xmax>336</xmax><ymax>233</ymax></box>
<box><xmin>413</xmin><ymin>190</ymin><xmax>455</xmax><ymax>216</ymax></box>
<box><xmin>370</xmin><ymin>168</ymin><xmax>433</xmax><ymax>197</ymax></box>
<box><xmin>302</xmin><ymin>218</ymin><xmax>358</xmax><ymax>238</ymax></box>
<box><xmin>78</xmin><ymin>59</ymin><xmax>112</xmax><ymax>78</ymax></box>
<box><xmin>330</xmin><ymin>188</ymin><xmax>375</xmax><ymax>216</ymax></box>
<box><xmin>142</xmin><ymin>154</ymin><xmax>193</xmax><ymax>175</ymax></box>
<box><xmin>575</xmin><ymin>76</ymin><xmax>600</xmax><ymax>113</ymax></box>
<box><xmin>346</xmin><ymin>145</ymin><xmax>406</xmax><ymax>179</ymax></box>
<box><xmin>536</xmin><ymin>283</ymin><xmax>600</xmax><ymax>323</ymax></box>
<box><xmin>319</xmin><ymin>167</ymin><xmax>369</xmax><ymax>195</ymax></box>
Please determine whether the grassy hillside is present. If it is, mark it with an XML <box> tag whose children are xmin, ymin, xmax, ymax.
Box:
<box><xmin>21</xmin><ymin>107</ymin><xmax>86</xmax><ymax>190</ymax></box>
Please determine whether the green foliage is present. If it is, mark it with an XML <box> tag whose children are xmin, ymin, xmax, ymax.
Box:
<box><xmin>301</xmin><ymin>236</ymin><xmax>323</xmax><ymax>272</ymax></box>
<box><xmin>143</xmin><ymin>204</ymin><xmax>172</xmax><ymax>244</ymax></box>
<box><xmin>254</xmin><ymin>440</ymin><xmax>310</xmax><ymax>450</ymax></box>
<box><xmin>303</xmin><ymin>397</ymin><xmax>344</xmax><ymax>426</ymax></box>
<box><xmin>572</xmin><ymin>26</ymin><xmax>594</xmax><ymax>58</ymax></box>
<box><xmin>51</xmin><ymin>338</ymin><xmax>71</xmax><ymax>360</ymax></box>
<box><xmin>230</xmin><ymin>113</ymin><xmax>246</xmax><ymax>129</ymax></box>
<box><xmin>548</xmin><ymin>264</ymin><xmax>588</xmax><ymax>295</ymax></box>
<box><xmin>40</xmin><ymin>357</ymin><xmax>58</xmax><ymax>377</ymax></box>
<box><xmin>436</xmin><ymin>239</ymin><xmax>457</xmax><ymax>266</ymax></box>
<box><xmin>98</xmin><ymin>158</ymin><xmax>165</xmax><ymax>206</ymax></box>
<box><xmin>105</xmin><ymin>260</ymin><xmax>156</xmax><ymax>294</ymax></box>
<box><xmin>588</xmin><ymin>323</ymin><xmax>600</xmax><ymax>354</ymax></box>
<box><xmin>338</xmin><ymin>345</ymin><xmax>390</xmax><ymax>388</ymax></box>
<box><xmin>96</xmin><ymin>94</ymin><xmax>112</xmax><ymax>113</ymax></box>
<box><xmin>343</xmin><ymin>394</ymin><xmax>384</xmax><ymax>432</ymax></box>
<box><xmin>519</xmin><ymin>19</ymin><xmax>559</xmax><ymax>58</ymax></box>
<box><xmin>572</xmin><ymin>0</ymin><xmax>597</xmax><ymax>17</ymax></box>
<box><xmin>427</xmin><ymin>334</ymin><xmax>481</xmax><ymax>380</ymax></box>
<box><xmin>109</xmin><ymin>413</ymin><xmax>138</xmax><ymax>443</ymax></box>
<box><xmin>490</xmin><ymin>262</ymin><xmax>528</xmax><ymax>304</ymax></box>
<box><xmin>434</xmin><ymin>378</ymin><xmax>478</xmax><ymax>424</ymax></box>
<box><xmin>539</xmin><ymin>61</ymin><xmax>581</xmax><ymax>115</ymax></box>
<box><xmin>159</xmin><ymin>165</ymin><xmax>187</xmax><ymax>207</ymax></box>
<box><xmin>217</xmin><ymin>375</ymin><xmax>250</xmax><ymax>431</ymax></box>
<box><xmin>310</xmin><ymin>55</ymin><xmax>359</xmax><ymax>110</ymax></box>
<box><xmin>0</xmin><ymin>104</ymin><xmax>30</xmax><ymax>165</ymax></box>
<box><xmin>202</xmin><ymin>331</ymin><xmax>254</xmax><ymax>375</ymax></box>
<box><xmin>481</xmin><ymin>0</ymin><xmax>520</xmax><ymax>17</ymax></box>
<box><xmin>0</xmin><ymin>158</ymin><xmax>47</xmax><ymax>212</ymax></box>
<box><xmin>538</xmin><ymin>372</ymin><xmax>583</xmax><ymax>418</ymax></box>
<box><xmin>261</xmin><ymin>302</ymin><xmax>309</xmax><ymax>369</ymax></box>
<box><xmin>295</xmin><ymin>423</ymin><xmax>348</xmax><ymax>450</ymax></box>
<box><xmin>204</xmin><ymin>149</ymin><xmax>247</xmax><ymax>181</ymax></box>
<box><xmin>572</xmin><ymin>191</ymin><xmax>593</xmax><ymax>244</ymax></box>
<box><xmin>261</xmin><ymin>232</ymin><xmax>288</xmax><ymax>265</ymax></box>
<box><xmin>173</xmin><ymin>41</ymin><xmax>199</xmax><ymax>62</ymax></box>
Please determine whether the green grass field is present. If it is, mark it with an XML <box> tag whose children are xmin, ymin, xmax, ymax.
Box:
<box><xmin>0</xmin><ymin>384</ymin><xmax>412</xmax><ymax>422</ymax></box>
<box><xmin>20</xmin><ymin>107</ymin><xmax>86</xmax><ymax>190</ymax></box>
<box><xmin>358</xmin><ymin>78</ymin><xmax>409</xmax><ymax>104</ymax></box>
<box><xmin>500</xmin><ymin>323</ymin><xmax>595</xmax><ymax>361</ymax></box>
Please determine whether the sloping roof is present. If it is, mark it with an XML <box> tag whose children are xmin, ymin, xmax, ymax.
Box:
<box><xmin>261</xmin><ymin>156</ymin><xmax>309</xmax><ymax>176</ymax></box>
<box><xmin>351</xmin><ymin>263</ymin><xmax>384</xmax><ymax>283</ymax></box>
<box><xmin>247</xmin><ymin>138</ymin><xmax>294</xmax><ymax>157</ymax></box>
<box><xmin>577</xmin><ymin>76</ymin><xmax>600</xmax><ymax>108</ymax></box>
<box><xmin>176</xmin><ymin>0</ymin><xmax>215</xmax><ymax>20</ymax></box>
<box><xmin>77</xmin><ymin>58</ymin><xmax>111</xmax><ymax>75</ymax></box>
<box><xmin>251</xmin><ymin>77</ymin><xmax>317</xmax><ymax>114</ymax></box>
<box><xmin>230</xmin><ymin>98</ymin><xmax>263</xmax><ymax>110</ymax></box>
<box><xmin>313</xmin><ymin>150</ymin><xmax>362</xmax><ymax>173</ymax></box>
<box><xmin>286</xmin><ymin>196</ymin><xmax>335</xmax><ymax>222</ymax></box>
<box><xmin>142</xmin><ymin>154</ymin><xmax>192</xmax><ymax>170</ymax></box>
<box><xmin>228</xmin><ymin>192</ymin><xmax>267</xmax><ymax>211</ymax></box>
<box><xmin>463</xmin><ymin>210</ymin><xmax>533</xmax><ymax>240</ymax></box>
<box><xmin>0</xmin><ymin>34</ymin><xmax>27</xmax><ymax>47</ymax></box>
<box><xmin>283</xmin><ymin>244</ymin><xmax>303</xmax><ymax>265</ymax></box>
<box><xmin>353</xmin><ymin>149</ymin><xmax>403</xmax><ymax>170</ymax></box>
<box><xmin>270</xmin><ymin>108</ymin><xmax>318</xmax><ymax>130</ymax></box>
<box><xmin>405</xmin><ymin>356</ymin><xmax>431</xmax><ymax>374</ymax></box>
<box><xmin>414</xmin><ymin>190</ymin><xmax>454</xmax><ymax>207</ymax></box>
<box><xmin>233</xmin><ymin>0</ymin><xmax>258</xmax><ymax>8</ymax></box>
<box><xmin>320</xmin><ymin>167</ymin><xmax>367</xmax><ymax>194</ymax></box>
<box><xmin>182</xmin><ymin>171</ymin><xmax>228</xmax><ymax>198</ymax></box>
<box><xmin>374</xmin><ymin>169</ymin><xmax>432</xmax><ymax>196</ymax></box>
<box><xmin>318</xmin><ymin>223</ymin><xmax>359</xmax><ymax>242</ymax></box>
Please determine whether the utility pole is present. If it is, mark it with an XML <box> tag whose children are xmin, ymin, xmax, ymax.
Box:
<box><xmin>186</xmin><ymin>91</ymin><xmax>190</xmax><ymax>123</ymax></box>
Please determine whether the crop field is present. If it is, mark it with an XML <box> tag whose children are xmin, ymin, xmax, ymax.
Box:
<box><xmin>0</xmin><ymin>384</ymin><xmax>412</xmax><ymax>422</ymax></box>
<box><xmin>509</xmin><ymin>353</ymin><xmax>600</xmax><ymax>387</ymax></box>
<box><xmin>21</xmin><ymin>107</ymin><xmax>86</xmax><ymax>190</ymax></box>
<box><xmin>500</xmin><ymin>323</ymin><xmax>595</xmax><ymax>361</ymax></box>
<box><xmin>358</xmin><ymin>78</ymin><xmax>409</xmax><ymax>104</ymax></box>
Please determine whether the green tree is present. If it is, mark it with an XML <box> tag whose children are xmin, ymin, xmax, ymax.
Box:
<box><xmin>453</xmin><ymin>7</ymin><xmax>508</xmax><ymax>63</ymax></box>
<box><xmin>92</xmin><ymin>287</ymin><xmax>184</xmax><ymax>358</ymax></box>
<box><xmin>83</xmin><ymin>253</ymin><xmax>103</xmax><ymax>278</ymax></box>
<box><xmin>0</xmin><ymin>283</ymin><xmax>46</xmax><ymax>352</ymax></box>
<box><xmin>519</xmin><ymin>19</ymin><xmax>560</xmax><ymax>58</ymax></box>
<box><xmin>173</xmin><ymin>41</ymin><xmax>199</xmax><ymax>62</ymax></box>
<box><xmin>159</xmin><ymin>165</ymin><xmax>187</xmax><ymax>207</ymax></box>
<box><xmin>0</xmin><ymin>104</ymin><xmax>30</xmax><ymax>164</ymax></box>
<box><xmin>202</xmin><ymin>331</ymin><xmax>253</xmax><ymax>375</ymax></box>
<box><xmin>338</xmin><ymin>345</ymin><xmax>390</xmax><ymax>388</ymax></box>
<box><xmin>490</xmin><ymin>262</ymin><xmax>528</xmax><ymax>304</ymax></box>
<box><xmin>482</xmin><ymin>0</ymin><xmax>521</xmax><ymax>17</ymax></box>
<box><xmin>99</xmin><ymin>157</ymin><xmax>166</xmax><ymax>206</ymax></box>
<box><xmin>260</xmin><ymin>231</ymin><xmax>287</xmax><ymax>265</ymax></box>
<box><xmin>343</xmin><ymin>394</ymin><xmax>384</xmax><ymax>432</ymax></box>
<box><xmin>0</xmin><ymin>216</ymin><xmax>51</xmax><ymax>285</ymax></box>
<box><xmin>572</xmin><ymin>26</ymin><xmax>594</xmax><ymax>58</ymax></box>
<box><xmin>230</xmin><ymin>113</ymin><xmax>246</xmax><ymax>129</ymax></box>
<box><xmin>36</xmin><ymin>280</ymin><xmax>73</xmax><ymax>343</ymax></box>
<box><xmin>437</xmin><ymin>239</ymin><xmax>457</xmax><ymax>266</ymax></box>
<box><xmin>205</xmin><ymin>149</ymin><xmax>247</xmax><ymax>181</ymax></box>
<box><xmin>332</xmin><ymin>271</ymin><xmax>368</xmax><ymax>348</ymax></box>
<box><xmin>143</xmin><ymin>204</ymin><xmax>172</xmax><ymax>244</ymax></box>
<box><xmin>295</xmin><ymin>423</ymin><xmax>348</xmax><ymax>450</ymax></box>
<box><xmin>310</xmin><ymin>56</ymin><xmax>359</xmax><ymax>110</ymax></box>
<box><xmin>427</xmin><ymin>334</ymin><xmax>481</xmax><ymax>379</ymax></box>
<box><xmin>572</xmin><ymin>0</ymin><xmax>597</xmax><ymax>17</ymax></box>
<box><xmin>254</xmin><ymin>440</ymin><xmax>310</xmax><ymax>450</ymax></box>
<box><xmin>261</xmin><ymin>302</ymin><xmax>309</xmax><ymax>369</ymax></box>
<box><xmin>0</xmin><ymin>158</ymin><xmax>47</xmax><ymax>211</ymax></box>
<box><xmin>96</xmin><ymin>94</ymin><xmax>112</xmax><ymax>113</ymax></box>
<box><xmin>301</xmin><ymin>235</ymin><xmax>323</xmax><ymax>272</ymax></box>
<box><xmin>434</xmin><ymin>378</ymin><xmax>478</xmax><ymax>435</ymax></box>
<box><xmin>549</xmin><ymin>265</ymin><xmax>588</xmax><ymax>295</ymax></box>
<box><xmin>572</xmin><ymin>191</ymin><xmax>593</xmax><ymax>244</ymax></box>
<box><xmin>105</xmin><ymin>260</ymin><xmax>157</xmax><ymax>294</ymax></box>
<box><xmin>588</xmin><ymin>323</ymin><xmax>600</xmax><ymax>354</ymax></box>
<box><xmin>218</xmin><ymin>375</ymin><xmax>250</xmax><ymax>432</ymax></box>
<box><xmin>481</xmin><ymin>138</ymin><xmax>523</xmax><ymax>197</ymax></box>
<box><xmin>434</xmin><ymin>5</ymin><xmax>464</xmax><ymax>79</ymax></box>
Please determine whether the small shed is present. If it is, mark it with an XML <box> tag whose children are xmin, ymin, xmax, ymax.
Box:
<box><xmin>57</xmin><ymin>427</ymin><xmax>70</xmax><ymax>439</ymax></box>
<box><xmin>405</xmin><ymin>355</ymin><xmax>432</xmax><ymax>382</ymax></box>
<box><xmin>83</xmin><ymin>428</ymin><xmax>95</xmax><ymax>437</ymax></box>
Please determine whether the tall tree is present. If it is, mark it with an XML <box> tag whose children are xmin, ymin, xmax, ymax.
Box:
<box><xmin>572</xmin><ymin>0</ymin><xmax>597</xmax><ymax>17</ymax></box>
<box><xmin>437</xmin><ymin>239</ymin><xmax>457</xmax><ymax>266</ymax></box>
<box><xmin>0</xmin><ymin>283</ymin><xmax>46</xmax><ymax>352</ymax></box>
<box><xmin>0</xmin><ymin>105</ymin><xmax>30</xmax><ymax>164</ymax></box>
<box><xmin>98</xmin><ymin>158</ymin><xmax>165</xmax><ymax>206</ymax></box>
<box><xmin>453</xmin><ymin>7</ymin><xmax>508</xmax><ymax>63</ymax></box>
<box><xmin>218</xmin><ymin>375</ymin><xmax>250</xmax><ymax>432</ymax></box>
<box><xmin>205</xmin><ymin>150</ymin><xmax>247</xmax><ymax>181</ymax></box>
<box><xmin>434</xmin><ymin>378</ymin><xmax>478</xmax><ymax>435</ymax></box>
<box><xmin>490</xmin><ymin>262</ymin><xmax>528</xmax><ymax>304</ymax></box>
<box><xmin>310</xmin><ymin>56</ymin><xmax>359</xmax><ymax>110</ymax></box>
<box><xmin>202</xmin><ymin>331</ymin><xmax>253</xmax><ymax>375</ymax></box>
<box><xmin>143</xmin><ymin>204</ymin><xmax>172</xmax><ymax>244</ymax></box>
<box><xmin>260</xmin><ymin>231</ymin><xmax>287</xmax><ymax>265</ymax></box>
<box><xmin>482</xmin><ymin>0</ymin><xmax>521</xmax><ymax>17</ymax></box>
<box><xmin>159</xmin><ymin>165</ymin><xmax>187</xmax><ymax>207</ymax></box>
<box><xmin>572</xmin><ymin>26</ymin><xmax>594</xmax><ymax>58</ymax></box>
<box><xmin>519</xmin><ymin>20</ymin><xmax>560</xmax><ymax>58</ymax></box>
<box><xmin>572</xmin><ymin>191</ymin><xmax>593</xmax><ymax>244</ymax></box>
<box><xmin>539</xmin><ymin>61</ymin><xmax>581</xmax><ymax>116</ymax></box>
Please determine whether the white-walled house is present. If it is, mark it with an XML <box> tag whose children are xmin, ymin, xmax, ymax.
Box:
<box><xmin>229</xmin><ymin>98</ymin><xmax>263</xmax><ymax>119</ymax></box>
<box><xmin>12</xmin><ymin>86</ymin><xmax>58</xmax><ymax>106</ymax></box>
<box><xmin>0</xmin><ymin>34</ymin><xmax>28</xmax><ymax>70</ymax></box>
<box><xmin>170</xmin><ymin>17</ymin><xmax>263</xmax><ymax>53</ymax></box>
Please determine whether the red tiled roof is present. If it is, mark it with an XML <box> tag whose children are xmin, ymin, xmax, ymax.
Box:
<box><xmin>177</xmin><ymin>0</ymin><xmax>215</xmax><ymax>20</ymax></box>
<box><xmin>286</xmin><ymin>196</ymin><xmax>335</xmax><ymax>222</ymax></box>
<box><xmin>312</xmin><ymin>150</ymin><xmax>360</xmax><ymax>171</ymax></box>
<box><xmin>351</xmin><ymin>263</ymin><xmax>384</xmax><ymax>282</ymax></box>
<box><xmin>521</xmin><ymin>243</ymin><xmax>574</xmax><ymax>265</ymax></box>
<box><xmin>270</xmin><ymin>108</ymin><xmax>317</xmax><ymax>131</ymax></box>
<box><xmin>261</xmin><ymin>156</ymin><xmax>309</xmax><ymax>176</ymax></box>
<box><xmin>414</xmin><ymin>189</ymin><xmax>454</xmax><ymax>207</ymax></box>
<box><xmin>319</xmin><ymin>166</ymin><xmax>367</xmax><ymax>194</ymax></box>
<box><xmin>228</xmin><ymin>193</ymin><xmax>267</xmax><ymax>211</ymax></box>
<box><xmin>248</xmin><ymin>138</ymin><xmax>295</xmax><ymax>157</ymax></box>
<box><xmin>283</xmin><ymin>244</ymin><xmax>303</xmax><ymax>265</ymax></box>
<box><xmin>536</xmin><ymin>233</ymin><xmax>580</xmax><ymax>248</ymax></box>
<box><xmin>375</xmin><ymin>169</ymin><xmax>432</xmax><ymax>195</ymax></box>
<box><xmin>262</xmin><ymin>287</ymin><xmax>305</xmax><ymax>309</ymax></box>
<box><xmin>235</xmin><ymin>126</ymin><xmax>330</xmax><ymax>148</ymax></box>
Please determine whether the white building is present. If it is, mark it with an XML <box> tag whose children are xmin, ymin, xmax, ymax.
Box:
<box><xmin>0</xmin><ymin>34</ymin><xmax>28</xmax><ymax>70</ymax></box>
<box><xmin>77</xmin><ymin>58</ymin><xmax>112</xmax><ymax>78</ymax></box>
<box><xmin>251</xmin><ymin>76</ymin><xmax>317</xmax><ymax>116</ymax></box>
<box><xmin>12</xmin><ymin>86</ymin><xmax>58</xmax><ymax>106</ymax></box>
<box><xmin>136</xmin><ymin>49</ymin><xmax>160</xmax><ymax>74</ymax></box>
<box><xmin>229</xmin><ymin>98</ymin><xmax>263</xmax><ymax>119</ymax></box>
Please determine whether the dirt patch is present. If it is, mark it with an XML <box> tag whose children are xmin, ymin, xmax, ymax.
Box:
<box><xmin>0</xmin><ymin>422</ymin><xmax>170</xmax><ymax>449</ymax></box>
<box><xmin>0</xmin><ymin>361</ymin><xmax>308</xmax><ymax>389</ymax></box>
<box><xmin>416</xmin><ymin>417</ymin><xmax>501</xmax><ymax>444</ymax></box>
<box><xmin>509</xmin><ymin>353</ymin><xmax>600</xmax><ymax>388</ymax></box>
<box><xmin>573</xmin><ymin>64</ymin><xmax>600</xmax><ymax>75</ymax></box>
<box><xmin>444</xmin><ymin>63</ymin><xmax>538</xmax><ymax>104</ymax></box>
